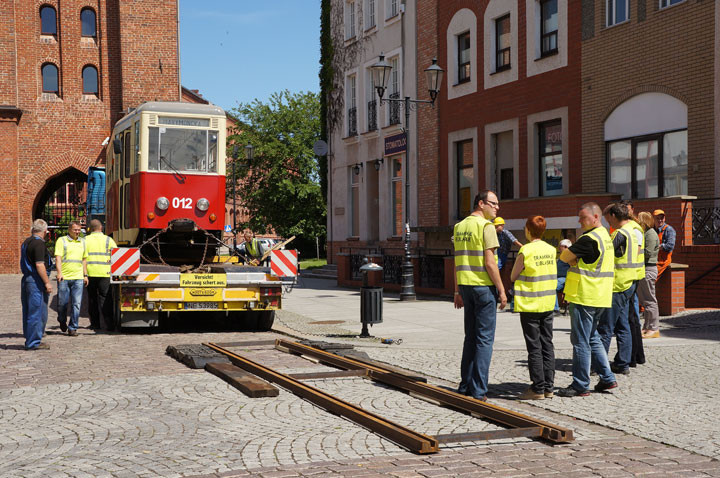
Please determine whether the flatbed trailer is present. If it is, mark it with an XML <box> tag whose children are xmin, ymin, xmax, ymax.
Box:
<box><xmin>110</xmin><ymin>263</ymin><xmax>294</xmax><ymax>331</ymax></box>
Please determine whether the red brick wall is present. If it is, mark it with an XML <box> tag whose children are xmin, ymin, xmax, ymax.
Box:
<box><xmin>0</xmin><ymin>0</ymin><xmax>180</xmax><ymax>273</ymax></box>
<box><xmin>675</xmin><ymin>245</ymin><xmax>720</xmax><ymax>309</ymax></box>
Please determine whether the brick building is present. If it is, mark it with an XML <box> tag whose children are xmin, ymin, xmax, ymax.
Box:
<box><xmin>331</xmin><ymin>0</ymin><xmax>720</xmax><ymax>309</ymax></box>
<box><xmin>0</xmin><ymin>0</ymin><xmax>181</xmax><ymax>273</ymax></box>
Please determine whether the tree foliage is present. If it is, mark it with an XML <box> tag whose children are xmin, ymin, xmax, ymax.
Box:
<box><xmin>228</xmin><ymin>90</ymin><xmax>325</xmax><ymax>240</ymax></box>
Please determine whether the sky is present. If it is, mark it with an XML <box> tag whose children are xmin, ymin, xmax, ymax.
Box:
<box><xmin>179</xmin><ymin>1</ymin><xmax>321</xmax><ymax>113</ymax></box>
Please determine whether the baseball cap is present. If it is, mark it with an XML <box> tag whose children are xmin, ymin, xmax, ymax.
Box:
<box><xmin>493</xmin><ymin>217</ymin><xmax>505</xmax><ymax>226</ymax></box>
<box><xmin>653</xmin><ymin>209</ymin><xmax>665</xmax><ymax>216</ymax></box>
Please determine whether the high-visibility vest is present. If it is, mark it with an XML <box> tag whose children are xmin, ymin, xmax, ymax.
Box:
<box><xmin>55</xmin><ymin>235</ymin><xmax>87</xmax><ymax>280</ymax></box>
<box><xmin>514</xmin><ymin>240</ymin><xmax>558</xmax><ymax>313</ymax></box>
<box><xmin>246</xmin><ymin>238</ymin><xmax>260</xmax><ymax>257</ymax></box>
<box><xmin>563</xmin><ymin>227</ymin><xmax>614</xmax><ymax>308</ymax></box>
<box><xmin>454</xmin><ymin>214</ymin><xmax>495</xmax><ymax>286</ymax></box>
<box><xmin>612</xmin><ymin>221</ymin><xmax>645</xmax><ymax>292</ymax></box>
<box><xmin>85</xmin><ymin>232</ymin><xmax>117</xmax><ymax>277</ymax></box>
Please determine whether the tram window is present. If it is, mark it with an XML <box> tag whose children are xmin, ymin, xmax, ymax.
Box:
<box><xmin>123</xmin><ymin>183</ymin><xmax>130</xmax><ymax>230</ymax></box>
<box><xmin>148</xmin><ymin>127</ymin><xmax>160</xmax><ymax>170</ymax></box>
<box><xmin>123</xmin><ymin>131</ymin><xmax>131</xmax><ymax>177</ymax></box>
<box><xmin>134</xmin><ymin>124</ymin><xmax>140</xmax><ymax>173</ymax></box>
<box><xmin>208</xmin><ymin>131</ymin><xmax>218</xmax><ymax>173</ymax></box>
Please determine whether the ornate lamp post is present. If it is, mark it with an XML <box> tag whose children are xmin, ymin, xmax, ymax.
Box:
<box><xmin>371</xmin><ymin>55</ymin><xmax>444</xmax><ymax>301</ymax></box>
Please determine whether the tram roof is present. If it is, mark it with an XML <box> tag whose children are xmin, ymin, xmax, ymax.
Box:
<box><xmin>114</xmin><ymin>102</ymin><xmax>226</xmax><ymax>130</ymax></box>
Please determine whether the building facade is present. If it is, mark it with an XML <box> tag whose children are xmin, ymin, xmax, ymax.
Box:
<box><xmin>327</xmin><ymin>0</ymin><xmax>420</xmax><ymax>284</ymax></box>
<box><xmin>0</xmin><ymin>0</ymin><xmax>181</xmax><ymax>273</ymax></box>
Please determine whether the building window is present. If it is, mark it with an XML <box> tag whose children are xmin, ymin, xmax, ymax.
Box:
<box><xmin>347</xmin><ymin>75</ymin><xmax>357</xmax><ymax>136</ymax></box>
<box><xmin>495</xmin><ymin>15</ymin><xmax>511</xmax><ymax>72</ymax></box>
<box><xmin>365</xmin><ymin>0</ymin><xmax>375</xmax><ymax>29</ymax></box>
<box><xmin>345</xmin><ymin>1</ymin><xmax>356</xmax><ymax>40</ymax></box>
<box><xmin>387</xmin><ymin>0</ymin><xmax>398</xmax><ymax>19</ymax></box>
<box><xmin>540</xmin><ymin>0</ymin><xmax>558</xmax><ymax>56</ymax></box>
<box><xmin>81</xmin><ymin>8</ymin><xmax>97</xmax><ymax>37</ymax></box>
<box><xmin>42</xmin><ymin>63</ymin><xmax>59</xmax><ymax>94</ymax></box>
<box><xmin>607</xmin><ymin>0</ymin><xmax>629</xmax><ymax>27</ymax></box>
<box><xmin>539</xmin><ymin>120</ymin><xmax>563</xmax><ymax>196</ymax></box>
<box><xmin>607</xmin><ymin>130</ymin><xmax>687</xmax><ymax>199</ymax></box>
<box><xmin>457</xmin><ymin>32</ymin><xmax>471</xmax><ymax>84</ymax></box>
<box><xmin>82</xmin><ymin>65</ymin><xmax>98</xmax><ymax>95</ymax></box>
<box><xmin>350</xmin><ymin>167</ymin><xmax>360</xmax><ymax>237</ymax></box>
<box><xmin>659</xmin><ymin>0</ymin><xmax>684</xmax><ymax>8</ymax></box>
<box><xmin>391</xmin><ymin>156</ymin><xmax>403</xmax><ymax>236</ymax></box>
<box><xmin>388</xmin><ymin>57</ymin><xmax>401</xmax><ymax>125</ymax></box>
<box><xmin>40</xmin><ymin>5</ymin><xmax>57</xmax><ymax>35</ymax></box>
<box><xmin>456</xmin><ymin>140</ymin><xmax>473</xmax><ymax>218</ymax></box>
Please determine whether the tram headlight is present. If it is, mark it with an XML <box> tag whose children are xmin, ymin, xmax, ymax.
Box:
<box><xmin>156</xmin><ymin>197</ymin><xmax>169</xmax><ymax>210</ymax></box>
<box><xmin>196</xmin><ymin>198</ymin><xmax>210</xmax><ymax>211</ymax></box>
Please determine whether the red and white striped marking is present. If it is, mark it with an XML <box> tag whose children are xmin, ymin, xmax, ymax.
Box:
<box><xmin>270</xmin><ymin>250</ymin><xmax>298</xmax><ymax>277</ymax></box>
<box><xmin>111</xmin><ymin>248</ymin><xmax>140</xmax><ymax>276</ymax></box>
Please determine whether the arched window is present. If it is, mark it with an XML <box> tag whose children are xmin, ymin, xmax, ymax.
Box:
<box><xmin>42</xmin><ymin>63</ymin><xmax>59</xmax><ymax>93</ymax></box>
<box><xmin>82</xmin><ymin>65</ymin><xmax>98</xmax><ymax>95</ymax></box>
<box><xmin>40</xmin><ymin>5</ymin><xmax>57</xmax><ymax>35</ymax></box>
<box><xmin>81</xmin><ymin>8</ymin><xmax>96</xmax><ymax>37</ymax></box>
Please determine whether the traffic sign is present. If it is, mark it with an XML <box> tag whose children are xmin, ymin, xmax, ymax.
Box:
<box><xmin>224</xmin><ymin>225</ymin><xmax>232</xmax><ymax>232</ymax></box>
<box><xmin>270</xmin><ymin>250</ymin><xmax>298</xmax><ymax>277</ymax></box>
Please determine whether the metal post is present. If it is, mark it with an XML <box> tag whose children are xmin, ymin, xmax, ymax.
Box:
<box><xmin>400</xmin><ymin>97</ymin><xmax>416</xmax><ymax>301</ymax></box>
<box><xmin>232</xmin><ymin>156</ymin><xmax>237</xmax><ymax>251</ymax></box>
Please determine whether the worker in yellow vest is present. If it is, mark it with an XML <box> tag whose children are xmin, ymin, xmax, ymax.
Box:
<box><xmin>55</xmin><ymin>220</ymin><xmax>88</xmax><ymax>336</ymax></box>
<box><xmin>600</xmin><ymin>202</ymin><xmax>645</xmax><ymax>375</ymax></box>
<box><xmin>453</xmin><ymin>190</ymin><xmax>506</xmax><ymax>402</ymax></box>
<box><xmin>239</xmin><ymin>229</ymin><xmax>265</xmax><ymax>265</ymax></box>
<box><xmin>510</xmin><ymin>216</ymin><xmax>557</xmax><ymax>400</ymax></box>
<box><xmin>557</xmin><ymin>203</ymin><xmax>617</xmax><ymax>397</ymax></box>
<box><xmin>85</xmin><ymin>219</ymin><xmax>117</xmax><ymax>330</ymax></box>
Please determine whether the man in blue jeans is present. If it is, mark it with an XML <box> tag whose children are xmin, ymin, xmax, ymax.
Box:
<box><xmin>55</xmin><ymin>221</ymin><xmax>88</xmax><ymax>336</ymax></box>
<box><xmin>557</xmin><ymin>203</ymin><xmax>617</xmax><ymax>397</ymax></box>
<box><xmin>20</xmin><ymin>219</ymin><xmax>53</xmax><ymax>350</ymax></box>
<box><xmin>453</xmin><ymin>190</ymin><xmax>507</xmax><ymax>401</ymax></box>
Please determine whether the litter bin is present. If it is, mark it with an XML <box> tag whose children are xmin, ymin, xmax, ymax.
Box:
<box><xmin>359</xmin><ymin>260</ymin><xmax>383</xmax><ymax>337</ymax></box>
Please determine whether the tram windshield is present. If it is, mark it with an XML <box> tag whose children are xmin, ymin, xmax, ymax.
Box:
<box><xmin>147</xmin><ymin>127</ymin><xmax>218</xmax><ymax>173</ymax></box>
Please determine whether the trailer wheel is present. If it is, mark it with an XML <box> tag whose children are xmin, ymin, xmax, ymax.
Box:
<box><xmin>256</xmin><ymin>310</ymin><xmax>275</xmax><ymax>331</ymax></box>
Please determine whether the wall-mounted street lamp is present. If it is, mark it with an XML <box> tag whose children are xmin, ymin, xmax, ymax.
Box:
<box><xmin>374</xmin><ymin>158</ymin><xmax>384</xmax><ymax>171</ymax></box>
<box><xmin>353</xmin><ymin>162</ymin><xmax>363</xmax><ymax>175</ymax></box>
<box><xmin>371</xmin><ymin>54</ymin><xmax>444</xmax><ymax>301</ymax></box>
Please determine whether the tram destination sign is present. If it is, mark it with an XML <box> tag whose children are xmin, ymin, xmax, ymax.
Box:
<box><xmin>159</xmin><ymin>117</ymin><xmax>210</xmax><ymax>127</ymax></box>
<box><xmin>384</xmin><ymin>132</ymin><xmax>407</xmax><ymax>156</ymax></box>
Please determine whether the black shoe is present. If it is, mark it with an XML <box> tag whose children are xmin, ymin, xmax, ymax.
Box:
<box><xmin>68</xmin><ymin>329</ymin><xmax>78</xmax><ymax>337</ymax></box>
<box><xmin>88</xmin><ymin>323</ymin><xmax>100</xmax><ymax>330</ymax></box>
<box><xmin>594</xmin><ymin>381</ymin><xmax>618</xmax><ymax>392</ymax></box>
<box><xmin>25</xmin><ymin>343</ymin><xmax>50</xmax><ymax>351</ymax></box>
<box><xmin>58</xmin><ymin>321</ymin><xmax>68</xmax><ymax>333</ymax></box>
<box><xmin>610</xmin><ymin>364</ymin><xmax>630</xmax><ymax>375</ymax></box>
<box><xmin>557</xmin><ymin>387</ymin><xmax>590</xmax><ymax>397</ymax></box>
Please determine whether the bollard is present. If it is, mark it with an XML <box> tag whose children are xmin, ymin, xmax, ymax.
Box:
<box><xmin>359</xmin><ymin>259</ymin><xmax>383</xmax><ymax>337</ymax></box>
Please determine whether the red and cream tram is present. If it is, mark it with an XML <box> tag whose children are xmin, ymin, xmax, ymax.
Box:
<box><xmin>106</xmin><ymin>102</ymin><xmax>227</xmax><ymax>263</ymax></box>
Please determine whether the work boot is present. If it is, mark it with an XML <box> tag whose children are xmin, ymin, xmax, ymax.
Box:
<box><xmin>557</xmin><ymin>386</ymin><xmax>590</xmax><ymax>398</ymax></box>
<box><xmin>518</xmin><ymin>388</ymin><xmax>545</xmax><ymax>400</ymax></box>
<box><xmin>68</xmin><ymin>330</ymin><xmax>78</xmax><ymax>337</ymax></box>
<box><xmin>594</xmin><ymin>380</ymin><xmax>618</xmax><ymax>392</ymax></box>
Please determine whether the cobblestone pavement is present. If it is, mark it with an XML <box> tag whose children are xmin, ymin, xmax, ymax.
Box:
<box><xmin>2</xmin><ymin>274</ymin><xmax>720</xmax><ymax>477</ymax></box>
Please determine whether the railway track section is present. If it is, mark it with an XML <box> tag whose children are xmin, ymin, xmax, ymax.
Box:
<box><xmin>204</xmin><ymin>340</ymin><xmax>573</xmax><ymax>454</ymax></box>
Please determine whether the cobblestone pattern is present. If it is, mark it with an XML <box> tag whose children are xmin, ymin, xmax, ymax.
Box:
<box><xmin>361</xmin><ymin>341</ymin><xmax>720</xmax><ymax>460</ymax></box>
<box><xmin>186</xmin><ymin>437</ymin><xmax>720</xmax><ymax>478</ymax></box>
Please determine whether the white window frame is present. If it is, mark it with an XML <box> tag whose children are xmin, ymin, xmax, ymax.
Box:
<box><xmin>447</xmin><ymin>128</ymin><xmax>478</xmax><ymax>221</ymax></box>
<box><xmin>659</xmin><ymin>0</ymin><xmax>685</xmax><ymax>9</ymax></box>
<box><xmin>386</xmin><ymin>55</ymin><xmax>401</xmax><ymax>127</ymax></box>
<box><xmin>526</xmin><ymin>107</ymin><xmax>569</xmax><ymax>197</ymax></box>
<box><xmin>447</xmin><ymin>9</ymin><xmax>477</xmax><ymax>99</ymax></box>
<box><xmin>364</xmin><ymin>0</ymin><xmax>376</xmax><ymax>30</ymax></box>
<box><xmin>484</xmin><ymin>0</ymin><xmax>518</xmax><ymax>89</ymax></box>
<box><xmin>389</xmin><ymin>155</ymin><xmax>404</xmax><ymax>237</ymax></box>
<box><xmin>386</xmin><ymin>0</ymin><xmax>399</xmax><ymax>20</ymax></box>
<box><xmin>606</xmin><ymin>0</ymin><xmax>630</xmax><ymax>27</ymax></box>
<box><xmin>526</xmin><ymin>0</ymin><xmax>568</xmax><ymax>77</ymax></box>
<box><xmin>346</xmin><ymin>74</ymin><xmax>357</xmax><ymax>136</ymax></box>
<box><xmin>345</xmin><ymin>0</ymin><xmax>356</xmax><ymax>40</ymax></box>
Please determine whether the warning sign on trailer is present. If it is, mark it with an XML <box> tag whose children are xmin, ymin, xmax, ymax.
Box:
<box><xmin>180</xmin><ymin>274</ymin><xmax>227</xmax><ymax>288</ymax></box>
<box><xmin>270</xmin><ymin>250</ymin><xmax>298</xmax><ymax>277</ymax></box>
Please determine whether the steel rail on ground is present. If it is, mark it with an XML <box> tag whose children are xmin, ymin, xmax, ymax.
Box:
<box><xmin>274</xmin><ymin>339</ymin><xmax>574</xmax><ymax>444</ymax></box>
<box><xmin>204</xmin><ymin>342</ymin><xmax>439</xmax><ymax>454</ymax></box>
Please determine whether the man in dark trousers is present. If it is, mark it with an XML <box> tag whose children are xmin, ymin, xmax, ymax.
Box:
<box><xmin>85</xmin><ymin>219</ymin><xmax>117</xmax><ymax>330</ymax></box>
<box><xmin>20</xmin><ymin>219</ymin><xmax>53</xmax><ymax>350</ymax></box>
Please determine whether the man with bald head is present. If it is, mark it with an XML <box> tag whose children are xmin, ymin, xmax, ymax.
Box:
<box><xmin>85</xmin><ymin>219</ymin><xmax>117</xmax><ymax>330</ymax></box>
<box><xmin>557</xmin><ymin>202</ymin><xmax>617</xmax><ymax>397</ymax></box>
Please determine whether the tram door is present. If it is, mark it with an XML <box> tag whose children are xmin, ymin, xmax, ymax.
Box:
<box><xmin>119</xmin><ymin>129</ymin><xmax>132</xmax><ymax>243</ymax></box>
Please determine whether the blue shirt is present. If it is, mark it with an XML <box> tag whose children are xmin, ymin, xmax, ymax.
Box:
<box><xmin>655</xmin><ymin>223</ymin><xmax>676</xmax><ymax>253</ymax></box>
<box><xmin>498</xmin><ymin>229</ymin><xmax>518</xmax><ymax>256</ymax></box>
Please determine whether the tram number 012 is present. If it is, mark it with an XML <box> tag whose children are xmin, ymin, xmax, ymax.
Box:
<box><xmin>172</xmin><ymin>197</ymin><xmax>193</xmax><ymax>209</ymax></box>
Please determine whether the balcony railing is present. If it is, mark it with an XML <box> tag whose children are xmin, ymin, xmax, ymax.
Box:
<box><xmin>692</xmin><ymin>198</ymin><xmax>720</xmax><ymax>244</ymax></box>
<box><xmin>347</xmin><ymin>107</ymin><xmax>357</xmax><ymax>136</ymax></box>
<box><xmin>367</xmin><ymin>100</ymin><xmax>377</xmax><ymax>132</ymax></box>
<box><xmin>389</xmin><ymin>92</ymin><xmax>401</xmax><ymax>125</ymax></box>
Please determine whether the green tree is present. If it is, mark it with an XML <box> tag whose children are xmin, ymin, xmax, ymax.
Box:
<box><xmin>228</xmin><ymin>90</ymin><xmax>326</xmax><ymax>241</ymax></box>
